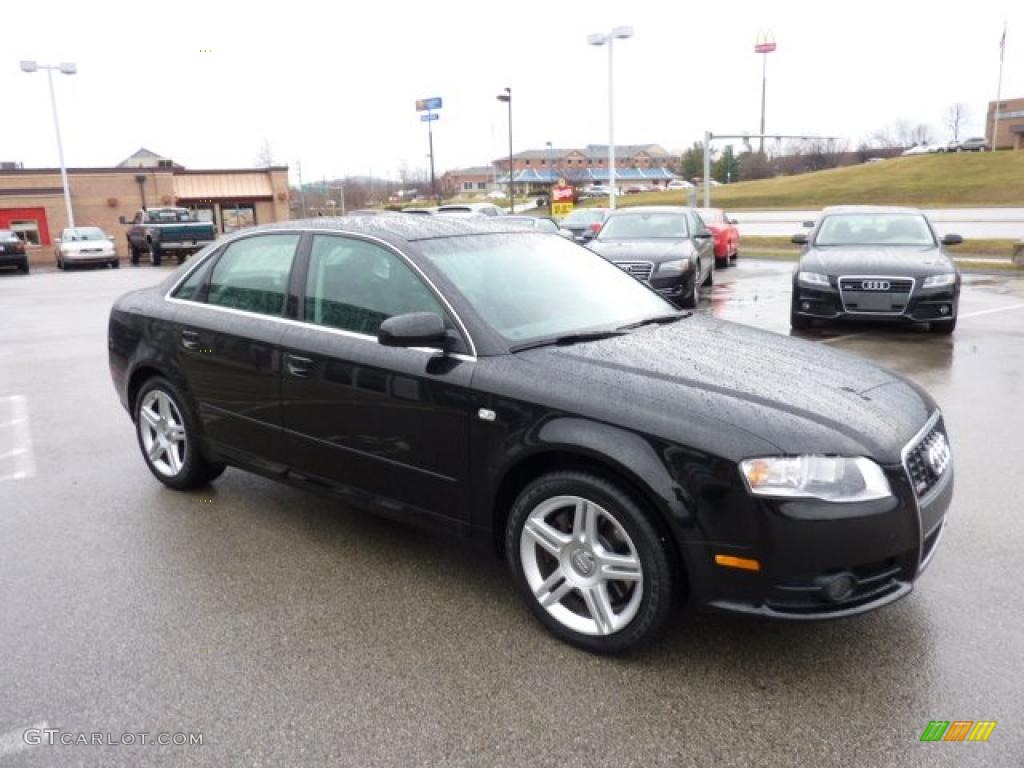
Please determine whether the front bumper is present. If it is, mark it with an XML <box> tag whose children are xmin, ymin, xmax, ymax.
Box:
<box><xmin>685</xmin><ymin>417</ymin><xmax>953</xmax><ymax>619</ymax></box>
<box><xmin>792</xmin><ymin>279</ymin><xmax>959</xmax><ymax>323</ymax></box>
<box><xmin>63</xmin><ymin>251</ymin><xmax>118</xmax><ymax>264</ymax></box>
<box><xmin>649</xmin><ymin>271</ymin><xmax>693</xmax><ymax>303</ymax></box>
<box><xmin>0</xmin><ymin>252</ymin><xmax>28</xmax><ymax>267</ymax></box>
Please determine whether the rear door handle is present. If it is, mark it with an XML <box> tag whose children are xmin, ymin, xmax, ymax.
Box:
<box><xmin>286</xmin><ymin>354</ymin><xmax>314</xmax><ymax>378</ymax></box>
<box><xmin>181</xmin><ymin>330</ymin><xmax>200</xmax><ymax>351</ymax></box>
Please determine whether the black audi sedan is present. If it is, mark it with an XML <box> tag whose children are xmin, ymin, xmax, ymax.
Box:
<box><xmin>791</xmin><ymin>206</ymin><xmax>962</xmax><ymax>334</ymax></box>
<box><xmin>108</xmin><ymin>216</ymin><xmax>953</xmax><ymax>653</ymax></box>
<box><xmin>586</xmin><ymin>206</ymin><xmax>715</xmax><ymax>308</ymax></box>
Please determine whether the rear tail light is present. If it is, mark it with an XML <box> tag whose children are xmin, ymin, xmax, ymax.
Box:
<box><xmin>590</xmin><ymin>222</ymin><xmax>602</xmax><ymax>234</ymax></box>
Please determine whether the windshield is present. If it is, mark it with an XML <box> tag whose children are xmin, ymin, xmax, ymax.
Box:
<box><xmin>63</xmin><ymin>227</ymin><xmax>106</xmax><ymax>241</ymax></box>
<box><xmin>815</xmin><ymin>213</ymin><xmax>935</xmax><ymax>246</ymax></box>
<box><xmin>598</xmin><ymin>212</ymin><xmax>689</xmax><ymax>240</ymax></box>
<box><xmin>417</xmin><ymin>233</ymin><xmax>673</xmax><ymax>344</ymax></box>
<box><xmin>561</xmin><ymin>209</ymin><xmax>604</xmax><ymax>227</ymax></box>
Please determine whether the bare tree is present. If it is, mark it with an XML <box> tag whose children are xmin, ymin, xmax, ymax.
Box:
<box><xmin>946</xmin><ymin>103</ymin><xmax>970</xmax><ymax>142</ymax></box>
<box><xmin>909</xmin><ymin>123</ymin><xmax>933</xmax><ymax>146</ymax></box>
<box><xmin>255</xmin><ymin>139</ymin><xmax>275</xmax><ymax>167</ymax></box>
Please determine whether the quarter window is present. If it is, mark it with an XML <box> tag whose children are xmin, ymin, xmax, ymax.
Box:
<box><xmin>206</xmin><ymin>234</ymin><xmax>299</xmax><ymax>316</ymax></box>
<box><xmin>304</xmin><ymin>236</ymin><xmax>445</xmax><ymax>336</ymax></box>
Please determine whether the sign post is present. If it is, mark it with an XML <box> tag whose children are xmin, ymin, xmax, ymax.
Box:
<box><xmin>416</xmin><ymin>97</ymin><xmax>443</xmax><ymax>205</ymax></box>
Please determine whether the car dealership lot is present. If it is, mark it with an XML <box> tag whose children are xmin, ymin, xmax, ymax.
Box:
<box><xmin>1</xmin><ymin>263</ymin><xmax>1022</xmax><ymax>766</ymax></box>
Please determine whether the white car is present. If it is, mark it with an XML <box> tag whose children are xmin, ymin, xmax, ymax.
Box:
<box><xmin>485</xmin><ymin>189</ymin><xmax>508</xmax><ymax>200</ymax></box>
<box><xmin>436</xmin><ymin>203</ymin><xmax>506</xmax><ymax>217</ymax></box>
<box><xmin>667</xmin><ymin>179</ymin><xmax>694</xmax><ymax>190</ymax></box>
<box><xmin>900</xmin><ymin>144</ymin><xmax>931</xmax><ymax>156</ymax></box>
<box><xmin>55</xmin><ymin>227</ymin><xmax>119</xmax><ymax>269</ymax></box>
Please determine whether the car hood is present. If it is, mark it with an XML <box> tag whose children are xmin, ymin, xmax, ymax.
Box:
<box><xmin>516</xmin><ymin>315</ymin><xmax>934</xmax><ymax>463</ymax></box>
<box><xmin>63</xmin><ymin>240</ymin><xmax>113</xmax><ymax>251</ymax></box>
<box><xmin>800</xmin><ymin>246</ymin><xmax>954</xmax><ymax>277</ymax></box>
<box><xmin>588</xmin><ymin>239</ymin><xmax>693</xmax><ymax>263</ymax></box>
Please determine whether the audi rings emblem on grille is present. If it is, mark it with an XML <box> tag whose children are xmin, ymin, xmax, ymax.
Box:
<box><xmin>926</xmin><ymin>432</ymin><xmax>951</xmax><ymax>475</ymax></box>
<box><xmin>860</xmin><ymin>280</ymin><xmax>891</xmax><ymax>291</ymax></box>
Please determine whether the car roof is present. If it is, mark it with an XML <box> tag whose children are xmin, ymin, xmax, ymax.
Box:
<box><xmin>234</xmin><ymin>215</ymin><xmax>536</xmax><ymax>244</ymax></box>
<box><xmin>819</xmin><ymin>205</ymin><xmax>924</xmax><ymax>215</ymax></box>
<box><xmin>605</xmin><ymin>206</ymin><xmax>693</xmax><ymax>215</ymax></box>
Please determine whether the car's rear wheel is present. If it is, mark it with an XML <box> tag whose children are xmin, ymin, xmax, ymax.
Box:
<box><xmin>930</xmin><ymin>318</ymin><xmax>956</xmax><ymax>334</ymax></box>
<box><xmin>150</xmin><ymin>243</ymin><xmax>162</xmax><ymax>267</ymax></box>
<box><xmin>506</xmin><ymin>471</ymin><xmax>675</xmax><ymax>654</ymax></box>
<box><xmin>135</xmin><ymin>377</ymin><xmax>226</xmax><ymax>490</ymax></box>
<box><xmin>129</xmin><ymin>242</ymin><xmax>141</xmax><ymax>266</ymax></box>
<box><xmin>111</xmin><ymin>259</ymin><xmax>120</xmax><ymax>269</ymax></box>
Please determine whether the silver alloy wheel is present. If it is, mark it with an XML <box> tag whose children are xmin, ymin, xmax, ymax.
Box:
<box><xmin>138</xmin><ymin>390</ymin><xmax>187</xmax><ymax>478</ymax></box>
<box><xmin>520</xmin><ymin>495</ymin><xmax>643</xmax><ymax>636</ymax></box>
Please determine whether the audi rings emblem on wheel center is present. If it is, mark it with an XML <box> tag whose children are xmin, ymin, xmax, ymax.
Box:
<box><xmin>570</xmin><ymin>549</ymin><xmax>595</xmax><ymax>577</ymax></box>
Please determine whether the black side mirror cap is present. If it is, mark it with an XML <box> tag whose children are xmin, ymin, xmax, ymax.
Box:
<box><xmin>941</xmin><ymin>233</ymin><xmax>963</xmax><ymax>246</ymax></box>
<box><xmin>791</xmin><ymin>233</ymin><xmax>809</xmax><ymax>245</ymax></box>
<box><xmin>377</xmin><ymin>312</ymin><xmax>450</xmax><ymax>351</ymax></box>
<box><xmin>694</xmin><ymin>232</ymin><xmax>713</xmax><ymax>239</ymax></box>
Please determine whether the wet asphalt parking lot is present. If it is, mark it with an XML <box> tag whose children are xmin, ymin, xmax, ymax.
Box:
<box><xmin>1</xmin><ymin>258</ymin><xmax>1022</xmax><ymax>767</ymax></box>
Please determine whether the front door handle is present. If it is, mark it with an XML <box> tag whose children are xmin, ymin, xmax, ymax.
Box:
<box><xmin>181</xmin><ymin>330</ymin><xmax>200</xmax><ymax>351</ymax></box>
<box><xmin>286</xmin><ymin>354</ymin><xmax>314</xmax><ymax>378</ymax></box>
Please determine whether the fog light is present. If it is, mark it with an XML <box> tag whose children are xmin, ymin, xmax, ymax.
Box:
<box><xmin>939</xmin><ymin>305</ymin><xmax>950</xmax><ymax>315</ymax></box>
<box><xmin>801</xmin><ymin>301</ymin><xmax>811</xmax><ymax>311</ymax></box>
<box><xmin>819</xmin><ymin>572</ymin><xmax>857</xmax><ymax>602</ymax></box>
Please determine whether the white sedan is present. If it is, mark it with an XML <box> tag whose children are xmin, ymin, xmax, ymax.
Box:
<box><xmin>55</xmin><ymin>227</ymin><xmax>119</xmax><ymax>269</ymax></box>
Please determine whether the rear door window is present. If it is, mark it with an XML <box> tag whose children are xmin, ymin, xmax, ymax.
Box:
<box><xmin>205</xmin><ymin>234</ymin><xmax>300</xmax><ymax>316</ymax></box>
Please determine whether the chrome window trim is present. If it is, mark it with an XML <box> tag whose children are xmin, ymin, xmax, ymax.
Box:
<box><xmin>838</xmin><ymin>274</ymin><xmax>916</xmax><ymax>316</ymax></box>
<box><xmin>164</xmin><ymin>227</ymin><xmax>478</xmax><ymax>358</ymax></box>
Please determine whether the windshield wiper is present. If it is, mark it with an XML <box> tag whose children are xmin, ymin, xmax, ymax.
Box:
<box><xmin>617</xmin><ymin>312</ymin><xmax>690</xmax><ymax>331</ymax></box>
<box><xmin>510</xmin><ymin>330</ymin><xmax>627</xmax><ymax>353</ymax></box>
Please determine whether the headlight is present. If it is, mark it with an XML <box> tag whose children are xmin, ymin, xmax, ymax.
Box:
<box><xmin>740</xmin><ymin>456</ymin><xmax>892</xmax><ymax>503</ymax></box>
<box><xmin>922</xmin><ymin>273</ymin><xmax>956</xmax><ymax>288</ymax></box>
<box><xmin>797</xmin><ymin>271</ymin><xmax>830</xmax><ymax>287</ymax></box>
<box><xmin>658</xmin><ymin>259</ymin><xmax>693</xmax><ymax>275</ymax></box>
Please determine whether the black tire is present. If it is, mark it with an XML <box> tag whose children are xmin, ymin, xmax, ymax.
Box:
<box><xmin>111</xmin><ymin>259</ymin><xmax>120</xmax><ymax>269</ymax></box>
<box><xmin>176</xmin><ymin>253</ymin><xmax>187</xmax><ymax>265</ymax></box>
<box><xmin>505</xmin><ymin>471</ymin><xmax>676</xmax><ymax>654</ymax></box>
<box><xmin>129</xmin><ymin>241</ymin><xmax>140</xmax><ymax>266</ymax></box>
<box><xmin>701</xmin><ymin>260</ymin><xmax>714</xmax><ymax>287</ymax></box>
<box><xmin>930</xmin><ymin>317</ymin><xmax>956</xmax><ymax>334</ymax></box>
<box><xmin>790</xmin><ymin>302</ymin><xmax>811</xmax><ymax>329</ymax></box>
<box><xmin>134</xmin><ymin>376</ymin><xmax>226</xmax><ymax>490</ymax></box>
<box><xmin>56</xmin><ymin>256</ymin><xmax>64</xmax><ymax>270</ymax></box>
<box><xmin>715</xmin><ymin>257</ymin><xmax>729</xmax><ymax>269</ymax></box>
<box><xmin>150</xmin><ymin>243</ymin><xmax>162</xmax><ymax>267</ymax></box>
<box><xmin>678</xmin><ymin>276</ymin><xmax>698</xmax><ymax>309</ymax></box>
<box><xmin>19</xmin><ymin>261</ymin><xmax>29</xmax><ymax>274</ymax></box>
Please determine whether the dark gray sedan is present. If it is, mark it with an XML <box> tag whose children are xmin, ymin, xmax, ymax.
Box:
<box><xmin>586</xmin><ymin>206</ymin><xmax>715</xmax><ymax>309</ymax></box>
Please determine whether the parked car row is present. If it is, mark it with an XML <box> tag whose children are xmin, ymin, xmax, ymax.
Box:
<box><xmin>901</xmin><ymin>137</ymin><xmax>989</xmax><ymax>155</ymax></box>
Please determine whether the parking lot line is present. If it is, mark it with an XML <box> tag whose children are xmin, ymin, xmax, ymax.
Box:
<box><xmin>0</xmin><ymin>722</ymin><xmax>46</xmax><ymax>758</ymax></box>
<box><xmin>0</xmin><ymin>396</ymin><xmax>36</xmax><ymax>483</ymax></box>
<box><xmin>958</xmin><ymin>302</ymin><xmax>1024</xmax><ymax>320</ymax></box>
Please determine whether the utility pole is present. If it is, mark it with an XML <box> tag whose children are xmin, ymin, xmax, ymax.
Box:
<box><xmin>754</xmin><ymin>32</ymin><xmax>777</xmax><ymax>154</ymax></box>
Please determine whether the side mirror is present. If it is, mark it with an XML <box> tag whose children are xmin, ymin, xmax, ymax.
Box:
<box><xmin>941</xmin><ymin>233</ymin><xmax>963</xmax><ymax>246</ymax></box>
<box><xmin>802</xmin><ymin>220</ymin><xmax>815</xmax><ymax>228</ymax></box>
<box><xmin>378</xmin><ymin>312</ymin><xmax>450</xmax><ymax>351</ymax></box>
<box><xmin>119</xmin><ymin>216</ymin><xmax>128</xmax><ymax>225</ymax></box>
<box><xmin>727</xmin><ymin>217</ymin><xmax>739</xmax><ymax>225</ymax></box>
<box><xmin>791</xmin><ymin>233</ymin><xmax>809</xmax><ymax>245</ymax></box>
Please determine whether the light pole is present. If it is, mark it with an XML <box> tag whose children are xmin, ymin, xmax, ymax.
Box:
<box><xmin>496</xmin><ymin>88</ymin><xmax>513</xmax><ymax>211</ymax></box>
<box><xmin>587</xmin><ymin>26</ymin><xmax>633</xmax><ymax>210</ymax></box>
<box><xmin>20</xmin><ymin>60</ymin><xmax>77</xmax><ymax>228</ymax></box>
<box><xmin>754</xmin><ymin>32</ymin><xmax>776</xmax><ymax>154</ymax></box>
<box><xmin>546</xmin><ymin>141</ymin><xmax>554</xmax><ymax>207</ymax></box>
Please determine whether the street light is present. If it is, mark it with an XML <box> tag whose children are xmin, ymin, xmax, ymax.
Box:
<box><xmin>496</xmin><ymin>87</ymin><xmax>513</xmax><ymax>211</ymax></box>
<box><xmin>545</xmin><ymin>141</ymin><xmax>554</xmax><ymax>208</ymax></box>
<box><xmin>754</xmin><ymin>31</ymin><xmax>777</xmax><ymax>154</ymax></box>
<box><xmin>587</xmin><ymin>26</ymin><xmax>633</xmax><ymax>210</ymax></box>
<box><xmin>20</xmin><ymin>60</ymin><xmax>77</xmax><ymax>228</ymax></box>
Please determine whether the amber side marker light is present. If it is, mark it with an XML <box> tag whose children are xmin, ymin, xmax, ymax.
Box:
<box><xmin>715</xmin><ymin>554</ymin><xmax>761</xmax><ymax>572</ymax></box>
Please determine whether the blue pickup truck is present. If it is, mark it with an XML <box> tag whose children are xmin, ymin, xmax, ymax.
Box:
<box><xmin>122</xmin><ymin>208</ymin><xmax>217</xmax><ymax>266</ymax></box>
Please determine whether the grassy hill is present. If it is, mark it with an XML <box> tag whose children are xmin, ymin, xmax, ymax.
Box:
<box><xmin>594</xmin><ymin>152</ymin><xmax>1024</xmax><ymax>210</ymax></box>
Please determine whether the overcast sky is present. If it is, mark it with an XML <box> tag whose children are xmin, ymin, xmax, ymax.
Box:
<box><xmin>3</xmin><ymin>0</ymin><xmax>1022</xmax><ymax>184</ymax></box>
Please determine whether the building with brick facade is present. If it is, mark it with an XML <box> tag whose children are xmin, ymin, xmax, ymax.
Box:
<box><xmin>492</xmin><ymin>144</ymin><xmax>678</xmax><ymax>194</ymax></box>
<box><xmin>986</xmin><ymin>97</ymin><xmax>1024</xmax><ymax>150</ymax></box>
<box><xmin>440</xmin><ymin>166</ymin><xmax>497</xmax><ymax>198</ymax></box>
<box><xmin>0</xmin><ymin>149</ymin><xmax>290</xmax><ymax>265</ymax></box>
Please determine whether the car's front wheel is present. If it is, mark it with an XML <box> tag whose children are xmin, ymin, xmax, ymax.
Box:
<box><xmin>506</xmin><ymin>471</ymin><xmax>675</xmax><ymax>653</ymax></box>
<box><xmin>135</xmin><ymin>377</ymin><xmax>226</xmax><ymax>490</ymax></box>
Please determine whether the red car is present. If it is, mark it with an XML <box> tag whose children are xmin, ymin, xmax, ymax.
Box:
<box><xmin>696</xmin><ymin>208</ymin><xmax>739</xmax><ymax>268</ymax></box>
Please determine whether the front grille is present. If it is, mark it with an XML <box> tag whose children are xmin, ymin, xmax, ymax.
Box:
<box><xmin>614</xmin><ymin>261</ymin><xmax>654</xmax><ymax>282</ymax></box>
<box><xmin>903</xmin><ymin>416</ymin><xmax>951</xmax><ymax>499</ymax></box>
<box><xmin>839</xmin><ymin>276</ymin><xmax>914</xmax><ymax>314</ymax></box>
